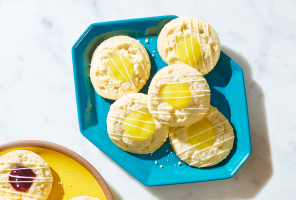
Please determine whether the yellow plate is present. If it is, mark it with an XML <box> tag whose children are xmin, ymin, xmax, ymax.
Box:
<box><xmin>0</xmin><ymin>140</ymin><xmax>114</xmax><ymax>200</ymax></box>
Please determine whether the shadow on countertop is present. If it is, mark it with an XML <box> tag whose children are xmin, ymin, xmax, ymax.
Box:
<box><xmin>107</xmin><ymin>182</ymin><xmax>124</xmax><ymax>200</ymax></box>
<box><xmin>144</xmin><ymin>46</ymin><xmax>273</xmax><ymax>200</ymax></box>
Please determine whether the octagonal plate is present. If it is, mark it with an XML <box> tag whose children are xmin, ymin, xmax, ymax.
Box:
<box><xmin>72</xmin><ymin>15</ymin><xmax>252</xmax><ymax>186</ymax></box>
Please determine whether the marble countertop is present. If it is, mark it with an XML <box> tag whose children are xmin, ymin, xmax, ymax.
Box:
<box><xmin>0</xmin><ymin>0</ymin><xmax>295</xmax><ymax>199</ymax></box>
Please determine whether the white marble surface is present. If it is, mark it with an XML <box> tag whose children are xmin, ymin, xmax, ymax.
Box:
<box><xmin>0</xmin><ymin>0</ymin><xmax>295</xmax><ymax>199</ymax></box>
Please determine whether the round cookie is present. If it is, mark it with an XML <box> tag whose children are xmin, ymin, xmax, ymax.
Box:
<box><xmin>70</xmin><ymin>196</ymin><xmax>100</xmax><ymax>200</ymax></box>
<box><xmin>90</xmin><ymin>35</ymin><xmax>151</xmax><ymax>100</ymax></box>
<box><xmin>107</xmin><ymin>93</ymin><xmax>169</xmax><ymax>154</ymax></box>
<box><xmin>169</xmin><ymin>106</ymin><xmax>234</xmax><ymax>168</ymax></box>
<box><xmin>157</xmin><ymin>16</ymin><xmax>220</xmax><ymax>75</ymax></box>
<box><xmin>0</xmin><ymin>150</ymin><xmax>53</xmax><ymax>199</ymax></box>
<box><xmin>148</xmin><ymin>64</ymin><xmax>210</xmax><ymax>127</ymax></box>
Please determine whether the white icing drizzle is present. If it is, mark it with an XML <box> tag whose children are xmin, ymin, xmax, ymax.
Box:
<box><xmin>107</xmin><ymin>63</ymin><xmax>127</xmax><ymax>95</ymax></box>
<box><xmin>108</xmin><ymin>114</ymin><xmax>154</xmax><ymax>124</ymax></box>
<box><xmin>182</xmin><ymin>19</ymin><xmax>192</xmax><ymax>66</ymax></box>
<box><xmin>200</xmin><ymin>148</ymin><xmax>232</xmax><ymax>161</ymax></box>
<box><xmin>175</xmin><ymin>128</ymin><xmax>234</xmax><ymax>155</ymax></box>
<box><xmin>148</xmin><ymin>107</ymin><xmax>207</xmax><ymax>110</ymax></box>
<box><xmin>196</xmin><ymin>17</ymin><xmax>207</xmax><ymax>74</ymax></box>
<box><xmin>106</xmin><ymin>52</ymin><xmax>129</xmax><ymax>81</ymax></box>
<box><xmin>171</xmin><ymin>119</ymin><xmax>229</xmax><ymax>144</ymax></box>
<box><xmin>152</xmin><ymin>74</ymin><xmax>202</xmax><ymax>79</ymax></box>
<box><xmin>7</xmin><ymin>175</ymin><xmax>52</xmax><ymax>180</ymax></box>
<box><xmin>150</xmin><ymin>94</ymin><xmax>210</xmax><ymax>100</ymax></box>
<box><xmin>159</xmin><ymin>90</ymin><xmax>210</xmax><ymax>94</ymax></box>
<box><xmin>125</xmin><ymin>43</ymin><xmax>145</xmax><ymax>82</ymax></box>
<box><xmin>112</xmin><ymin>36</ymin><xmax>137</xmax><ymax>92</ymax></box>
<box><xmin>105</xmin><ymin>51</ymin><xmax>129</xmax><ymax>95</ymax></box>
<box><xmin>0</xmin><ymin>166</ymin><xmax>50</xmax><ymax>171</ymax></box>
<box><xmin>0</xmin><ymin>180</ymin><xmax>52</xmax><ymax>183</ymax></box>
<box><xmin>0</xmin><ymin>156</ymin><xmax>53</xmax><ymax>199</ymax></box>
<box><xmin>188</xmin><ymin>148</ymin><xmax>232</xmax><ymax>166</ymax></box>
<box><xmin>172</xmin><ymin>20</ymin><xmax>179</xmax><ymax>58</ymax></box>
<box><xmin>184</xmin><ymin>136</ymin><xmax>235</xmax><ymax>161</ymax></box>
<box><xmin>0</xmin><ymin>161</ymin><xmax>49</xmax><ymax>166</ymax></box>
<box><xmin>149</xmin><ymin>111</ymin><xmax>206</xmax><ymax>115</ymax></box>
<box><xmin>111</xmin><ymin>104</ymin><xmax>149</xmax><ymax>115</ymax></box>
<box><xmin>149</xmin><ymin>90</ymin><xmax>210</xmax><ymax>95</ymax></box>
<box><xmin>157</xmin><ymin>80</ymin><xmax>206</xmax><ymax>86</ymax></box>
<box><xmin>130</xmin><ymin>110</ymin><xmax>149</xmax><ymax>115</ymax></box>
<box><xmin>206</xmin><ymin>22</ymin><xmax>214</xmax><ymax>69</ymax></box>
<box><xmin>130</xmin><ymin>38</ymin><xmax>149</xmax><ymax>80</ymax></box>
<box><xmin>189</xmin><ymin>17</ymin><xmax>197</xmax><ymax>69</ymax></box>
<box><xmin>200</xmin><ymin>157</ymin><xmax>226</xmax><ymax>167</ymax></box>
<box><xmin>107</xmin><ymin>118</ymin><xmax>153</xmax><ymax>133</ymax></box>
<box><xmin>110</xmin><ymin>98</ymin><xmax>173</xmax><ymax>125</ymax></box>
<box><xmin>109</xmin><ymin>133</ymin><xmax>166</xmax><ymax>142</ymax></box>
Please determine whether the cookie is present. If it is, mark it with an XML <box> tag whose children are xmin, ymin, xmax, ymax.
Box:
<box><xmin>107</xmin><ymin>93</ymin><xmax>169</xmax><ymax>154</ymax></box>
<box><xmin>169</xmin><ymin>106</ymin><xmax>234</xmax><ymax>168</ymax></box>
<box><xmin>90</xmin><ymin>35</ymin><xmax>151</xmax><ymax>100</ymax></box>
<box><xmin>157</xmin><ymin>17</ymin><xmax>220</xmax><ymax>75</ymax></box>
<box><xmin>0</xmin><ymin>150</ymin><xmax>53</xmax><ymax>199</ymax></box>
<box><xmin>70</xmin><ymin>196</ymin><xmax>100</xmax><ymax>200</ymax></box>
<box><xmin>148</xmin><ymin>64</ymin><xmax>210</xmax><ymax>127</ymax></box>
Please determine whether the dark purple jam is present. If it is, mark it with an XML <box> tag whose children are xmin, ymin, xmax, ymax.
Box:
<box><xmin>9</xmin><ymin>165</ymin><xmax>36</xmax><ymax>192</ymax></box>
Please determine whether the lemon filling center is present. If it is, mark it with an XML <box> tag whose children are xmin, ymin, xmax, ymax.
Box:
<box><xmin>161</xmin><ymin>82</ymin><xmax>191</xmax><ymax>108</ymax></box>
<box><xmin>123</xmin><ymin>111</ymin><xmax>156</xmax><ymax>140</ymax></box>
<box><xmin>175</xmin><ymin>36</ymin><xmax>201</xmax><ymax>65</ymax></box>
<box><xmin>108</xmin><ymin>53</ymin><xmax>134</xmax><ymax>81</ymax></box>
<box><xmin>186</xmin><ymin>118</ymin><xmax>216</xmax><ymax>150</ymax></box>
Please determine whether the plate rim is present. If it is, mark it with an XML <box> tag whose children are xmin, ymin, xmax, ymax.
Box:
<box><xmin>0</xmin><ymin>140</ymin><xmax>114</xmax><ymax>200</ymax></box>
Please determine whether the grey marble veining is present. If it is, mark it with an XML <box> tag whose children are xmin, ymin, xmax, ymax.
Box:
<box><xmin>0</xmin><ymin>0</ymin><xmax>296</xmax><ymax>199</ymax></box>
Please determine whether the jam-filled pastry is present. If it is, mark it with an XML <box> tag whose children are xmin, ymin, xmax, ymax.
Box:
<box><xmin>157</xmin><ymin>16</ymin><xmax>220</xmax><ymax>76</ymax></box>
<box><xmin>90</xmin><ymin>35</ymin><xmax>151</xmax><ymax>100</ymax></box>
<box><xmin>148</xmin><ymin>64</ymin><xmax>210</xmax><ymax>127</ymax></box>
<box><xmin>0</xmin><ymin>150</ymin><xmax>53</xmax><ymax>199</ymax></box>
<box><xmin>107</xmin><ymin>93</ymin><xmax>169</xmax><ymax>154</ymax></box>
<box><xmin>169</xmin><ymin>106</ymin><xmax>234</xmax><ymax>168</ymax></box>
<box><xmin>70</xmin><ymin>196</ymin><xmax>100</xmax><ymax>200</ymax></box>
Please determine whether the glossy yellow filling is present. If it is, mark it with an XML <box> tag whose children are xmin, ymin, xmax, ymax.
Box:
<box><xmin>186</xmin><ymin>118</ymin><xmax>216</xmax><ymax>150</ymax></box>
<box><xmin>161</xmin><ymin>82</ymin><xmax>191</xmax><ymax>108</ymax></box>
<box><xmin>175</xmin><ymin>36</ymin><xmax>201</xmax><ymax>65</ymax></box>
<box><xmin>124</xmin><ymin>111</ymin><xmax>155</xmax><ymax>140</ymax></box>
<box><xmin>108</xmin><ymin>53</ymin><xmax>134</xmax><ymax>81</ymax></box>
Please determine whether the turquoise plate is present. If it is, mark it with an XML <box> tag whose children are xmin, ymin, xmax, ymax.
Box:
<box><xmin>72</xmin><ymin>15</ymin><xmax>251</xmax><ymax>186</ymax></box>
